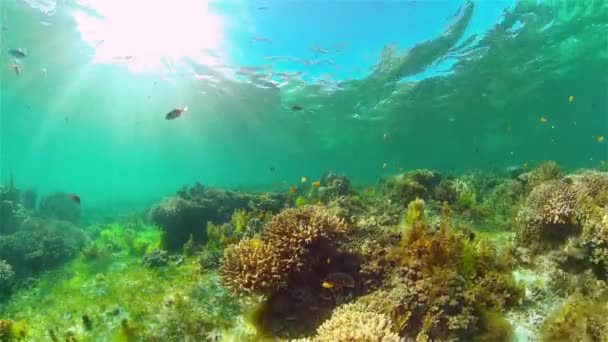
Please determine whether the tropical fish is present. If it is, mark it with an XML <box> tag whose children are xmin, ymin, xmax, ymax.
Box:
<box><xmin>269</xmin><ymin>166</ymin><xmax>275</xmax><ymax>172</ymax></box>
<box><xmin>68</xmin><ymin>194</ymin><xmax>81</xmax><ymax>205</ymax></box>
<box><xmin>291</xmin><ymin>105</ymin><xmax>303</xmax><ymax>111</ymax></box>
<box><xmin>289</xmin><ymin>186</ymin><xmax>295</xmax><ymax>194</ymax></box>
<box><xmin>597</xmin><ymin>136</ymin><xmax>605</xmax><ymax>143</ymax></box>
<box><xmin>301</xmin><ymin>176</ymin><xmax>308</xmax><ymax>183</ymax></box>
<box><xmin>257</xmin><ymin>6</ymin><xmax>268</xmax><ymax>10</ymax></box>
<box><xmin>312</xmin><ymin>180</ymin><xmax>321</xmax><ymax>188</ymax></box>
<box><xmin>382</xmin><ymin>162</ymin><xmax>387</xmax><ymax>169</ymax></box>
<box><xmin>321</xmin><ymin>272</ymin><xmax>355</xmax><ymax>290</ymax></box>
<box><xmin>539</xmin><ymin>117</ymin><xmax>548</xmax><ymax>123</ymax></box>
<box><xmin>165</xmin><ymin>107</ymin><xmax>188</xmax><ymax>120</ymax></box>
<box><xmin>8</xmin><ymin>48</ymin><xmax>27</xmax><ymax>58</ymax></box>
<box><xmin>383</xmin><ymin>133</ymin><xmax>388</xmax><ymax>141</ymax></box>
<box><xmin>568</xmin><ymin>95</ymin><xmax>574</xmax><ymax>103</ymax></box>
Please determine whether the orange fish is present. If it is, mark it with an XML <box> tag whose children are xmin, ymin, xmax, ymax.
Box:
<box><xmin>312</xmin><ymin>180</ymin><xmax>321</xmax><ymax>188</ymax></box>
<box><xmin>301</xmin><ymin>176</ymin><xmax>308</xmax><ymax>183</ymax></box>
<box><xmin>289</xmin><ymin>186</ymin><xmax>295</xmax><ymax>193</ymax></box>
<box><xmin>539</xmin><ymin>117</ymin><xmax>548</xmax><ymax>123</ymax></box>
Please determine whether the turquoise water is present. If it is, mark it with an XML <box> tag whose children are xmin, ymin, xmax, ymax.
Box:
<box><xmin>1</xmin><ymin>1</ymin><xmax>607</xmax><ymax>341</ymax></box>
<box><xmin>2</xmin><ymin>0</ymin><xmax>605</xmax><ymax>212</ymax></box>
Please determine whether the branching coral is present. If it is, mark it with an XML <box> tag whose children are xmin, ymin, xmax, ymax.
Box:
<box><xmin>219</xmin><ymin>206</ymin><xmax>347</xmax><ymax>296</ymax></box>
<box><xmin>310</xmin><ymin>303</ymin><xmax>400</xmax><ymax>342</ymax></box>
<box><xmin>516</xmin><ymin>179</ymin><xmax>584</xmax><ymax>251</ymax></box>
<box><xmin>219</xmin><ymin>239</ymin><xmax>286</xmax><ymax>296</ymax></box>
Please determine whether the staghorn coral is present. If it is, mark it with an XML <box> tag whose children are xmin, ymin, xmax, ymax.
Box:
<box><xmin>310</xmin><ymin>302</ymin><xmax>400</xmax><ymax>342</ymax></box>
<box><xmin>219</xmin><ymin>238</ymin><xmax>287</xmax><ymax>296</ymax></box>
<box><xmin>219</xmin><ymin>206</ymin><xmax>347</xmax><ymax>296</ymax></box>
<box><xmin>263</xmin><ymin>205</ymin><xmax>347</xmax><ymax>273</ymax></box>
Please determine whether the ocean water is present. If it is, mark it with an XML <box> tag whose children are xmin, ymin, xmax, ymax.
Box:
<box><xmin>0</xmin><ymin>0</ymin><xmax>607</xmax><ymax>341</ymax></box>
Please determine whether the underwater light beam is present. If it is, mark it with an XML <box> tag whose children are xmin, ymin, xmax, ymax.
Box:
<box><xmin>73</xmin><ymin>0</ymin><xmax>225</xmax><ymax>73</ymax></box>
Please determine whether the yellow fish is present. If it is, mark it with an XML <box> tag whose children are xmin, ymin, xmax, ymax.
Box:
<box><xmin>539</xmin><ymin>117</ymin><xmax>548</xmax><ymax>123</ymax></box>
<box><xmin>301</xmin><ymin>176</ymin><xmax>308</xmax><ymax>183</ymax></box>
<box><xmin>322</xmin><ymin>281</ymin><xmax>334</xmax><ymax>289</ymax></box>
<box><xmin>326</xmin><ymin>257</ymin><xmax>331</xmax><ymax>265</ymax></box>
<box><xmin>597</xmin><ymin>136</ymin><xmax>605</xmax><ymax>143</ymax></box>
<box><xmin>312</xmin><ymin>180</ymin><xmax>321</xmax><ymax>188</ymax></box>
<box><xmin>568</xmin><ymin>95</ymin><xmax>574</xmax><ymax>103</ymax></box>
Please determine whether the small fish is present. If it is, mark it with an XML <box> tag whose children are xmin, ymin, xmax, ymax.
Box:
<box><xmin>601</xmin><ymin>160</ymin><xmax>606</xmax><ymax>166</ymax></box>
<box><xmin>289</xmin><ymin>186</ymin><xmax>295</xmax><ymax>194</ymax></box>
<box><xmin>8</xmin><ymin>63</ymin><xmax>20</xmax><ymax>76</ymax></box>
<box><xmin>257</xmin><ymin>6</ymin><xmax>268</xmax><ymax>10</ymax></box>
<box><xmin>539</xmin><ymin>117</ymin><xmax>548</xmax><ymax>123</ymax></box>
<box><xmin>312</xmin><ymin>180</ymin><xmax>321</xmax><ymax>188</ymax></box>
<box><xmin>40</xmin><ymin>67</ymin><xmax>47</xmax><ymax>77</ymax></box>
<box><xmin>322</xmin><ymin>281</ymin><xmax>334</xmax><ymax>289</ymax></box>
<box><xmin>568</xmin><ymin>95</ymin><xmax>574</xmax><ymax>103</ymax></box>
<box><xmin>321</xmin><ymin>272</ymin><xmax>355</xmax><ymax>290</ymax></box>
<box><xmin>68</xmin><ymin>194</ymin><xmax>81</xmax><ymax>204</ymax></box>
<box><xmin>165</xmin><ymin>106</ymin><xmax>189</xmax><ymax>120</ymax></box>
<box><xmin>8</xmin><ymin>48</ymin><xmax>27</xmax><ymax>58</ymax></box>
<box><xmin>382</xmin><ymin>162</ymin><xmax>387</xmax><ymax>169</ymax></box>
<box><xmin>597</xmin><ymin>136</ymin><xmax>605</xmax><ymax>143</ymax></box>
<box><xmin>383</xmin><ymin>133</ymin><xmax>388</xmax><ymax>141</ymax></box>
<box><xmin>269</xmin><ymin>166</ymin><xmax>275</xmax><ymax>172</ymax></box>
<box><xmin>523</xmin><ymin>162</ymin><xmax>529</xmax><ymax>169</ymax></box>
<box><xmin>301</xmin><ymin>176</ymin><xmax>308</xmax><ymax>183</ymax></box>
<box><xmin>291</xmin><ymin>105</ymin><xmax>303</xmax><ymax>111</ymax></box>
<box><xmin>316</xmin><ymin>200</ymin><xmax>323</xmax><ymax>206</ymax></box>
<box><xmin>1</xmin><ymin>26</ymin><xmax>7</xmax><ymax>31</ymax></box>
<box><xmin>326</xmin><ymin>257</ymin><xmax>331</xmax><ymax>265</ymax></box>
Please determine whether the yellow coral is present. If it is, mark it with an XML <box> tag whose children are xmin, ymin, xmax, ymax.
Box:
<box><xmin>312</xmin><ymin>303</ymin><xmax>400</xmax><ymax>342</ymax></box>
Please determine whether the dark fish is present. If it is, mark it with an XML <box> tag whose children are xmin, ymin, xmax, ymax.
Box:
<box><xmin>68</xmin><ymin>194</ymin><xmax>81</xmax><ymax>204</ymax></box>
<box><xmin>269</xmin><ymin>166</ymin><xmax>275</xmax><ymax>172</ymax></box>
<box><xmin>291</xmin><ymin>105</ymin><xmax>303</xmax><ymax>111</ymax></box>
<box><xmin>165</xmin><ymin>107</ymin><xmax>189</xmax><ymax>120</ymax></box>
<box><xmin>257</xmin><ymin>6</ymin><xmax>268</xmax><ymax>10</ymax></box>
<box><xmin>8</xmin><ymin>48</ymin><xmax>27</xmax><ymax>58</ymax></box>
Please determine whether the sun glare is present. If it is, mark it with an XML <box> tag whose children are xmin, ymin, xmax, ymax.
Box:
<box><xmin>73</xmin><ymin>0</ymin><xmax>224</xmax><ymax>73</ymax></box>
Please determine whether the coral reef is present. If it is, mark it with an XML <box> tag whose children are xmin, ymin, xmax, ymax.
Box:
<box><xmin>219</xmin><ymin>205</ymin><xmax>348</xmax><ymax>296</ymax></box>
<box><xmin>540</xmin><ymin>291</ymin><xmax>608</xmax><ymax>342</ymax></box>
<box><xmin>150</xmin><ymin>183</ymin><xmax>286</xmax><ymax>251</ymax></box>
<box><xmin>148</xmin><ymin>197</ymin><xmax>211</xmax><ymax>251</ymax></box>
<box><xmin>0</xmin><ymin>200</ymin><xmax>26</xmax><ymax>236</ymax></box>
<box><xmin>317</xmin><ymin>172</ymin><xmax>351</xmax><ymax>203</ymax></box>
<box><xmin>0</xmin><ymin>218</ymin><xmax>87</xmax><ymax>277</ymax></box>
<box><xmin>307</xmin><ymin>302</ymin><xmax>400</xmax><ymax>342</ymax></box>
